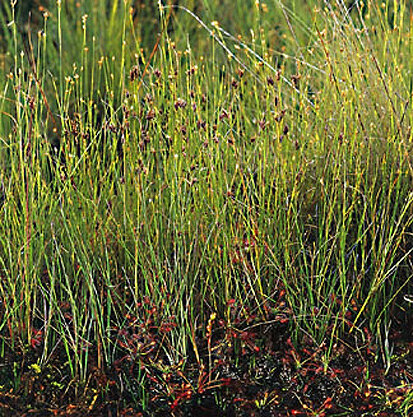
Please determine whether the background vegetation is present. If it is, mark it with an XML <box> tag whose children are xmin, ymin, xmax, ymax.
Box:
<box><xmin>0</xmin><ymin>0</ymin><xmax>412</xmax><ymax>414</ymax></box>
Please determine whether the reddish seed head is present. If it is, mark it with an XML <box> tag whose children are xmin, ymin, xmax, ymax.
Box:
<box><xmin>129</xmin><ymin>65</ymin><xmax>140</xmax><ymax>82</ymax></box>
<box><xmin>174</xmin><ymin>98</ymin><xmax>187</xmax><ymax>110</ymax></box>
<box><xmin>275</xmin><ymin>110</ymin><xmax>286</xmax><ymax>122</ymax></box>
<box><xmin>146</xmin><ymin>109</ymin><xmax>155</xmax><ymax>120</ymax></box>
<box><xmin>291</xmin><ymin>74</ymin><xmax>301</xmax><ymax>87</ymax></box>
<box><xmin>259</xmin><ymin>119</ymin><xmax>266</xmax><ymax>130</ymax></box>
<box><xmin>219</xmin><ymin>109</ymin><xmax>229</xmax><ymax>120</ymax></box>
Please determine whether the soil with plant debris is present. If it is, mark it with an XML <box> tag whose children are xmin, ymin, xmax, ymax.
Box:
<box><xmin>1</xmin><ymin>296</ymin><xmax>412</xmax><ymax>416</ymax></box>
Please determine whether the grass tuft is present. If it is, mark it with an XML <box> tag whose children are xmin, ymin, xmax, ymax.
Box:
<box><xmin>0</xmin><ymin>0</ymin><xmax>412</xmax><ymax>414</ymax></box>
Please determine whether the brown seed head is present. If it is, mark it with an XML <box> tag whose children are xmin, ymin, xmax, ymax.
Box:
<box><xmin>129</xmin><ymin>65</ymin><xmax>140</xmax><ymax>82</ymax></box>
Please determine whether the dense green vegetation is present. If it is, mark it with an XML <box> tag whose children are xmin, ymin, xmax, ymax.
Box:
<box><xmin>0</xmin><ymin>0</ymin><xmax>412</xmax><ymax>415</ymax></box>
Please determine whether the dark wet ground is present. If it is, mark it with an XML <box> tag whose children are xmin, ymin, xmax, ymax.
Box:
<box><xmin>1</xmin><ymin>299</ymin><xmax>412</xmax><ymax>416</ymax></box>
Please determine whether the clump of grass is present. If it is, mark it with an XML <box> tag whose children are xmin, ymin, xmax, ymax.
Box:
<box><xmin>0</xmin><ymin>0</ymin><xmax>412</xmax><ymax>413</ymax></box>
